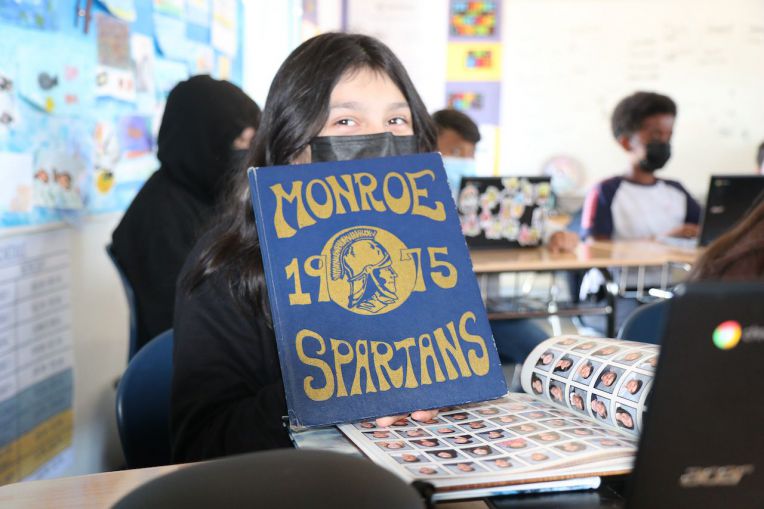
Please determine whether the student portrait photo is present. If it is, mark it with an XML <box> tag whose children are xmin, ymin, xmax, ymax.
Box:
<box><xmin>568</xmin><ymin>387</ymin><xmax>587</xmax><ymax>413</ymax></box>
<box><xmin>615</xmin><ymin>350</ymin><xmax>644</xmax><ymax>365</ymax></box>
<box><xmin>573</xmin><ymin>341</ymin><xmax>597</xmax><ymax>352</ymax></box>
<box><xmin>619</xmin><ymin>376</ymin><xmax>647</xmax><ymax>402</ymax></box>
<box><xmin>444</xmin><ymin>412</ymin><xmax>470</xmax><ymax>422</ymax></box>
<box><xmin>498</xmin><ymin>438</ymin><xmax>528</xmax><ymax>450</ymax></box>
<box><xmin>531</xmin><ymin>373</ymin><xmax>546</xmax><ymax>395</ymax></box>
<box><xmin>594</xmin><ymin>367</ymin><xmax>624</xmax><ymax>394</ymax></box>
<box><xmin>555</xmin><ymin>441</ymin><xmax>588</xmax><ymax>454</ymax></box>
<box><xmin>364</xmin><ymin>430</ymin><xmax>392</xmax><ymax>439</ymax></box>
<box><xmin>394</xmin><ymin>453</ymin><xmax>422</xmax><ymax>464</ymax></box>
<box><xmin>531</xmin><ymin>431</ymin><xmax>562</xmax><ymax>443</ymax></box>
<box><xmin>431</xmin><ymin>449</ymin><xmax>460</xmax><ymax>460</ymax></box>
<box><xmin>465</xmin><ymin>445</ymin><xmax>495</xmax><ymax>457</ymax></box>
<box><xmin>553</xmin><ymin>355</ymin><xmax>579</xmax><ymax>379</ymax></box>
<box><xmin>592</xmin><ymin>345</ymin><xmax>620</xmax><ymax>358</ymax></box>
<box><xmin>615</xmin><ymin>406</ymin><xmax>637</xmax><ymax>431</ymax></box>
<box><xmin>479</xmin><ymin>430</ymin><xmax>506</xmax><ymax>441</ymax></box>
<box><xmin>411</xmin><ymin>438</ymin><xmax>440</xmax><ymax>448</ymax></box>
<box><xmin>377</xmin><ymin>441</ymin><xmax>409</xmax><ymax>451</ymax></box>
<box><xmin>535</xmin><ymin>349</ymin><xmax>560</xmax><ymax>371</ymax></box>
<box><xmin>556</xmin><ymin>337</ymin><xmax>577</xmax><ymax>346</ymax></box>
<box><xmin>548</xmin><ymin>381</ymin><xmax>564</xmax><ymax>402</ymax></box>
<box><xmin>590</xmin><ymin>395</ymin><xmax>611</xmax><ymax>423</ymax></box>
<box><xmin>408</xmin><ymin>466</ymin><xmax>441</xmax><ymax>476</ymax></box>
<box><xmin>493</xmin><ymin>414</ymin><xmax>521</xmax><ymax>425</ymax></box>
<box><xmin>447</xmin><ymin>435</ymin><xmax>474</xmax><ymax>446</ymax></box>
<box><xmin>400</xmin><ymin>428</ymin><xmax>429</xmax><ymax>439</ymax></box>
<box><xmin>573</xmin><ymin>359</ymin><xmax>601</xmax><ymax>384</ymax></box>
<box><xmin>639</xmin><ymin>356</ymin><xmax>659</xmax><ymax>370</ymax></box>
<box><xmin>489</xmin><ymin>458</ymin><xmax>514</xmax><ymax>469</ymax></box>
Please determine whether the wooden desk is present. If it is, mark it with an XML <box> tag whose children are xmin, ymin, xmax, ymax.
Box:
<box><xmin>469</xmin><ymin>240</ymin><xmax>702</xmax><ymax>336</ymax></box>
<box><xmin>0</xmin><ymin>464</ymin><xmax>487</xmax><ymax>509</ymax></box>
<box><xmin>470</xmin><ymin>240</ymin><xmax>700</xmax><ymax>273</ymax></box>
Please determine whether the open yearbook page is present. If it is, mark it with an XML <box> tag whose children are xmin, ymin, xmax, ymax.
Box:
<box><xmin>337</xmin><ymin>335</ymin><xmax>658</xmax><ymax>500</ymax></box>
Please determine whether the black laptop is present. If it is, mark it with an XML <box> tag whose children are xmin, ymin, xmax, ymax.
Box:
<box><xmin>457</xmin><ymin>176</ymin><xmax>554</xmax><ymax>248</ymax></box>
<box><xmin>699</xmin><ymin>175</ymin><xmax>764</xmax><ymax>246</ymax></box>
<box><xmin>625</xmin><ymin>281</ymin><xmax>764</xmax><ymax>508</ymax></box>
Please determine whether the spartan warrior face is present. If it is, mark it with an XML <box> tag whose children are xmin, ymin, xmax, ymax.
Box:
<box><xmin>329</xmin><ymin>227</ymin><xmax>399</xmax><ymax>313</ymax></box>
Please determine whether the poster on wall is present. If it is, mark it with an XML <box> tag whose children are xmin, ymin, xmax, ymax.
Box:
<box><xmin>449</xmin><ymin>0</ymin><xmax>500</xmax><ymax>41</ymax></box>
<box><xmin>0</xmin><ymin>152</ymin><xmax>33</xmax><ymax>228</ymax></box>
<box><xmin>186</xmin><ymin>0</ymin><xmax>210</xmax><ymax>27</ymax></box>
<box><xmin>0</xmin><ymin>230</ymin><xmax>74</xmax><ymax>485</ymax></box>
<box><xmin>445</xmin><ymin>81</ymin><xmax>501</xmax><ymax>124</ymax></box>
<box><xmin>153</xmin><ymin>13</ymin><xmax>190</xmax><ymax>62</ymax></box>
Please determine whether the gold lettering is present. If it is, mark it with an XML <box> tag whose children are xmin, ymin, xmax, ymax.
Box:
<box><xmin>296</xmin><ymin>329</ymin><xmax>334</xmax><ymax>401</ymax></box>
<box><xmin>350</xmin><ymin>340</ymin><xmax>376</xmax><ymax>395</ymax></box>
<box><xmin>330</xmin><ymin>338</ymin><xmax>354</xmax><ymax>397</ymax></box>
<box><xmin>271</xmin><ymin>181</ymin><xmax>316</xmax><ymax>239</ymax></box>
<box><xmin>383</xmin><ymin>172</ymin><xmax>411</xmax><ymax>214</ymax></box>
<box><xmin>433</xmin><ymin>322</ymin><xmax>472</xmax><ymax>380</ymax></box>
<box><xmin>418</xmin><ymin>333</ymin><xmax>446</xmax><ymax>385</ymax></box>
<box><xmin>407</xmin><ymin>169</ymin><xmax>445</xmax><ymax>221</ymax></box>
<box><xmin>353</xmin><ymin>173</ymin><xmax>386</xmax><ymax>212</ymax></box>
<box><xmin>394</xmin><ymin>337</ymin><xmax>419</xmax><ymax>388</ymax></box>
<box><xmin>305</xmin><ymin>178</ymin><xmax>333</xmax><ymax>219</ymax></box>
<box><xmin>371</xmin><ymin>340</ymin><xmax>403</xmax><ymax>391</ymax></box>
<box><xmin>325</xmin><ymin>175</ymin><xmax>360</xmax><ymax>214</ymax></box>
<box><xmin>459</xmin><ymin>311</ymin><xmax>490</xmax><ymax>376</ymax></box>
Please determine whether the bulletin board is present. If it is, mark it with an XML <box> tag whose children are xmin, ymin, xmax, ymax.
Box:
<box><xmin>0</xmin><ymin>0</ymin><xmax>245</xmax><ymax>232</ymax></box>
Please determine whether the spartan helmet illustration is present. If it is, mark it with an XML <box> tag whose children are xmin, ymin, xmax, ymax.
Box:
<box><xmin>329</xmin><ymin>227</ymin><xmax>399</xmax><ymax>313</ymax></box>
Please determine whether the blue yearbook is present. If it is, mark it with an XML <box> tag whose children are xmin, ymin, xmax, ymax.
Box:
<box><xmin>248</xmin><ymin>153</ymin><xmax>507</xmax><ymax>427</ymax></box>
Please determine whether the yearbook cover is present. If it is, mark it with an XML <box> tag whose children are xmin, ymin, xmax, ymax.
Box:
<box><xmin>249</xmin><ymin>153</ymin><xmax>507</xmax><ymax>427</ymax></box>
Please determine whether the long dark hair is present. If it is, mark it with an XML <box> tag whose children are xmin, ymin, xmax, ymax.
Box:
<box><xmin>183</xmin><ymin>33</ymin><xmax>437</xmax><ymax>320</ymax></box>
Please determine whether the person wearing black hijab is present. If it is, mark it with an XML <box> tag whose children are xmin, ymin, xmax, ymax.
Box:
<box><xmin>111</xmin><ymin>75</ymin><xmax>261</xmax><ymax>354</ymax></box>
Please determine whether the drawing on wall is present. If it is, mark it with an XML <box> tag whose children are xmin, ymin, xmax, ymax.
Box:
<box><xmin>0</xmin><ymin>151</ymin><xmax>34</xmax><ymax>222</ymax></box>
<box><xmin>0</xmin><ymin>0</ymin><xmax>57</xmax><ymax>30</ymax></box>
<box><xmin>447</xmin><ymin>43</ymin><xmax>502</xmax><ymax>81</ymax></box>
<box><xmin>95</xmin><ymin>13</ymin><xmax>136</xmax><ymax>102</ymax></box>
<box><xmin>187</xmin><ymin>42</ymin><xmax>215</xmax><ymax>75</ymax></box>
<box><xmin>17</xmin><ymin>47</ymin><xmax>93</xmax><ymax>115</ymax></box>
<box><xmin>445</xmin><ymin>81</ymin><xmax>501</xmax><ymax>124</ymax></box>
<box><xmin>117</xmin><ymin>115</ymin><xmax>152</xmax><ymax>158</ymax></box>
<box><xmin>449</xmin><ymin>0</ymin><xmax>499</xmax><ymax>41</ymax></box>
<box><xmin>154</xmin><ymin>13</ymin><xmax>190</xmax><ymax>62</ymax></box>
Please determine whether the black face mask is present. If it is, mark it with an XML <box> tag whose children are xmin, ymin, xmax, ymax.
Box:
<box><xmin>309</xmin><ymin>132</ymin><xmax>418</xmax><ymax>163</ymax></box>
<box><xmin>639</xmin><ymin>141</ymin><xmax>671</xmax><ymax>172</ymax></box>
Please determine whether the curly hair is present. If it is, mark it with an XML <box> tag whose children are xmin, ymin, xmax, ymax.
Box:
<box><xmin>611</xmin><ymin>91</ymin><xmax>677</xmax><ymax>140</ymax></box>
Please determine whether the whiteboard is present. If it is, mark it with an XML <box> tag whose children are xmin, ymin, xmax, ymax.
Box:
<box><xmin>501</xmin><ymin>0</ymin><xmax>764</xmax><ymax>196</ymax></box>
<box><xmin>346</xmin><ymin>0</ymin><xmax>764</xmax><ymax>197</ymax></box>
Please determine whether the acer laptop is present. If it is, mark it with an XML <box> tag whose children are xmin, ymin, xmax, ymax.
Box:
<box><xmin>456</xmin><ymin>176</ymin><xmax>554</xmax><ymax>248</ymax></box>
<box><xmin>626</xmin><ymin>281</ymin><xmax>764</xmax><ymax>508</ymax></box>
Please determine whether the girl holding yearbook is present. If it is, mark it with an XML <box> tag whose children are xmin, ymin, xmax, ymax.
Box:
<box><xmin>171</xmin><ymin>33</ymin><xmax>440</xmax><ymax>462</ymax></box>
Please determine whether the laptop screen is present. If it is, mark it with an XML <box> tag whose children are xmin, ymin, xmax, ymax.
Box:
<box><xmin>457</xmin><ymin>176</ymin><xmax>553</xmax><ymax>249</ymax></box>
<box><xmin>699</xmin><ymin>175</ymin><xmax>764</xmax><ymax>246</ymax></box>
<box><xmin>627</xmin><ymin>282</ymin><xmax>764</xmax><ymax>508</ymax></box>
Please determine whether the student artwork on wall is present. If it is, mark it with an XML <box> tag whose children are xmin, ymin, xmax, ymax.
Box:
<box><xmin>153</xmin><ymin>12</ymin><xmax>190</xmax><ymax>61</ymax></box>
<box><xmin>1</xmin><ymin>1</ymin><xmax>244</xmax><ymax>231</ymax></box>
<box><xmin>449</xmin><ymin>0</ymin><xmax>500</xmax><ymax>41</ymax></box>
<box><xmin>211</xmin><ymin>0</ymin><xmax>237</xmax><ymax>56</ymax></box>
<box><xmin>95</xmin><ymin>13</ymin><xmax>136</xmax><ymax>102</ymax></box>
<box><xmin>447</xmin><ymin>42</ymin><xmax>502</xmax><ymax>82</ymax></box>
<box><xmin>445</xmin><ymin>81</ymin><xmax>500</xmax><ymax>125</ymax></box>
<box><xmin>17</xmin><ymin>46</ymin><xmax>93</xmax><ymax>116</ymax></box>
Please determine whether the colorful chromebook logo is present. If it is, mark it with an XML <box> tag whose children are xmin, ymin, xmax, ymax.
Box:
<box><xmin>713</xmin><ymin>321</ymin><xmax>742</xmax><ymax>350</ymax></box>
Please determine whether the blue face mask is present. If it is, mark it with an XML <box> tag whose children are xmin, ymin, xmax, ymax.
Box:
<box><xmin>441</xmin><ymin>156</ymin><xmax>477</xmax><ymax>198</ymax></box>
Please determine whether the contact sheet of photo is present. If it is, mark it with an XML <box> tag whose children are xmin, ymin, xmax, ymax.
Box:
<box><xmin>521</xmin><ymin>335</ymin><xmax>658</xmax><ymax>436</ymax></box>
<box><xmin>339</xmin><ymin>392</ymin><xmax>636</xmax><ymax>491</ymax></box>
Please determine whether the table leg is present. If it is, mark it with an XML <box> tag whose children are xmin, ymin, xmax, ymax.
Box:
<box><xmin>601</xmin><ymin>268</ymin><xmax>618</xmax><ymax>337</ymax></box>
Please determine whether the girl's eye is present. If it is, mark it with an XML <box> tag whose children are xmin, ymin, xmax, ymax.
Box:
<box><xmin>336</xmin><ymin>118</ymin><xmax>357</xmax><ymax>126</ymax></box>
<box><xmin>388</xmin><ymin>116</ymin><xmax>408</xmax><ymax>126</ymax></box>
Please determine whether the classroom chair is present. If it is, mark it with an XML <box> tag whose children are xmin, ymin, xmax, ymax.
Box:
<box><xmin>113</xmin><ymin>449</ymin><xmax>424</xmax><ymax>509</ymax></box>
<box><xmin>106</xmin><ymin>244</ymin><xmax>140</xmax><ymax>361</ymax></box>
<box><xmin>616</xmin><ymin>299</ymin><xmax>669</xmax><ymax>344</ymax></box>
<box><xmin>115</xmin><ymin>329</ymin><xmax>174</xmax><ymax>469</ymax></box>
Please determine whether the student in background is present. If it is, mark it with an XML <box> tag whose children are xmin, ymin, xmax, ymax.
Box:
<box><xmin>581</xmin><ymin>91</ymin><xmax>701</xmax><ymax>240</ymax></box>
<box><xmin>111</xmin><ymin>76</ymin><xmax>260</xmax><ymax>354</ymax></box>
<box><xmin>172</xmin><ymin>33</ymin><xmax>439</xmax><ymax>463</ymax></box>
<box><xmin>432</xmin><ymin>109</ymin><xmax>577</xmax><ymax>364</ymax></box>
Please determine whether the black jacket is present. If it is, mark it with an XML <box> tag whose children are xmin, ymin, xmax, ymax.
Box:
<box><xmin>111</xmin><ymin>75</ymin><xmax>260</xmax><ymax>352</ymax></box>
<box><xmin>170</xmin><ymin>231</ymin><xmax>292</xmax><ymax>462</ymax></box>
